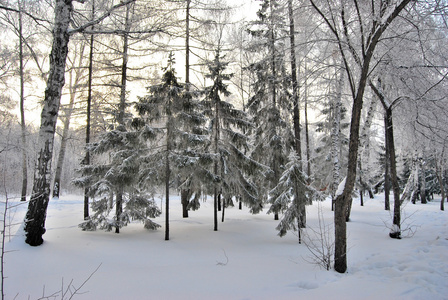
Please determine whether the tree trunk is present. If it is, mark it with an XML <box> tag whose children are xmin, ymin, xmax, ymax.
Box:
<box><xmin>435</xmin><ymin>161</ymin><xmax>445</xmax><ymax>211</ymax></box>
<box><xmin>115</xmin><ymin>189</ymin><xmax>123</xmax><ymax>233</ymax></box>
<box><xmin>24</xmin><ymin>0</ymin><xmax>73</xmax><ymax>246</ymax></box>
<box><xmin>331</xmin><ymin>60</ymin><xmax>344</xmax><ymax>200</ymax></box>
<box><xmin>165</xmin><ymin>147</ymin><xmax>170</xmax><ymax>240</ymax></box>
<box><xmin>213</xmin><ymin>186</ymin><xmax>218</xmax><ymax>231</ymax></box>
<box><xmin>420</xmin><ymin>162</ymin><xmax>427</xmax><ymax>204</ymax></box>
<box><xmin>371</xmin><ymin>80</ymin><xmax>402</xmax><ymax>238</ymax></box>
<box><xmin>83</xmin><ymin>0</ymin><xmax>95</xmax><ymax>221</ymax></box>
<box><xmin>181</xmin><ymin>189</ymin><xmax>190</xmax><ymax>218</ymax></box>
<box><xmin>19</xmin><ymin>3</ymin><xmax>28</xmax><ymax>202</ymax></box>
<box><xmin>334</xmin><ymin>38</ymin><xmax>374</xmax><ymax>272</ymax></box>
<box><xmin>180</xmin><ymin>0</ymin><xmax>191</xmax><ymax>218</ymax></box>
<box><xmin>288</xmin><ymin>0</ymin><xmax>307</xmax><ymax>227</ymax></box>
<box><xmin>52</xmin><ymin>106</ymin><xmax>72</xmax><ymax>199</ymax></box>
<box><xmin>114</xmin><ymin>2</ymin><xmax>132</xmax><ymax>231</ymax></box>
<box><xmin>303</xmin><ymin>39</ymin><xmax>312</xmax><ymax>182</ymax></box>
<box><xmin>53</xmin><ymin>45</ymin><xmax>83</xmax><ymax>198</ymax></box>
<box><xmin>288</xmin><ymin>0</ymin><xmax>301</xmax><ymax>162</ymax></box>
<box><xmin>385</xmin><ymin>107</ymin><xmax>401</xmax><ymax>239</ymax></box>
<box><xmin>221</xmin><ymin>197</ymin><xmax>225</xmax><ymax>222</ymax></box>
<box><xmin>213</xmin><ymin>93</ymin><xmax>219</xmax><ymax>231</ymax></box>
<box><xmin>185</xmin><ymin>0</ymin><xmax>190</xmax><ymax>86</ymax></box>
<box><xmin>384</xmin><ymin>114</ymin><xmax>390</xmax><ymax>211</ymax></box>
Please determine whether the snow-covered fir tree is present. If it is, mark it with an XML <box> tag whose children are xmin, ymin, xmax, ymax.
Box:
<box><xmin>201</xmin><ymin>50</ymin><xmax>262</xmax><ymax>231</ymax></box>
<box><xmin>313</xmin><ymin>61</ymin><xmax>349</xmax><ymax>199</ymax></box>
<box><xmin>134</xmin><ymin>53</ymin><xmax>210</xmax><ymax>240</ymax></box>
<box><xmin>268</xmin><ymin>152</ymin><xmax>324</xmax><ymax>241</ymax></box>
<box><xmin>246</xmin><ymin>0</ymin><xmax>294</xmax><ymax>221</ymax></box>
<box><xmin>74</xmin><ymin>124</ymin><xmax>162</xmax><ymax>233</ymax></box>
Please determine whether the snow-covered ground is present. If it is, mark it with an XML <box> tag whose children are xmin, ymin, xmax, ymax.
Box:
<box><xmin>2</xmin><ymin>194</ymin><xmax>447</xmax><ymax>300</ymax></box>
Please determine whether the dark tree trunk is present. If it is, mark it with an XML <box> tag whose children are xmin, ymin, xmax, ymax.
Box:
<box><xmin>213</xmin><ymin>187</ymin><xmax>218</xmax><ymax>231</ymax></box>
<box><xmin>371</xmin><ymin>81</ymin><xmax>402</xmax><ymax>238</ymax></box>
<box><xmin>115</xmin><ymin>190</ymin><xmax>123</xmax><ymax>233</ymax></box>
<box><xmin>114</xmin><ymin>2</ymin><xmax>132</xmax><ymax>233</ymax></box>
<box><xmin>180</xmin><ymin>0</ymin><xmax>192</xmax><ymax>219</ymax></box>
<box><xmin>436</xmin><ymin>162</ymin><xmax>445</xmax><ymax>211</ymax></box>
<box><xmin>218</xmin><ymin>192</ymin><xmax>221</xmax><ymax>211</ymax></box>
<box><xmin>181</xmin><ymin>189</ymin><xmax>190</xmax><ymax>218</ymax></box>
<box><xmin>420</xmin><ymin>164</ymin><xmax>427</xmax><ymax>204</ymax></box>
<box><xmin>83</xmin><ymin>1</ymin><xmax>95</xmax><ymax>220</ymax></box>
<box><xmin>19</xmin><ymin>5</ymin><xmax>28</xmax><ymax>202</ymax></box>
<box><xmin>288</xmin><ymin>0</ymin><xmax>301</xmax><ymax>162</ymax></box>
<box><xmin>165</xmin><ymin>149</ymin><xmax>170</xmax><ymax>240</ymax></box>
<box><xmin>24</xmin><ymin>0</ymin><xmax>73</xmax><ymax>246</ymax></box>
<box><xmin>334</xmin><ymin>44</ymin><xmax>371</xmax><ymax>273</ymax></box>
<box><xmin>221</xmin><ymin>198</ymin><xmax>225</xmax><ymax>222</ymax></box>
<box><xmin>288</xmin><ymin>0</ymin><xmax>307</xmax><ymax>227</ymax></box>
<box><xmin>345</xmin><ymin>197</ymin><xmax>353</xmax><ymax>222</ymax></box>
<box><xmin>185</xmin><ymin>0</ymin><xmax>190</xmax><ymax>86</ymax></box>
<box><xmin>384</xmin><ymin>112</ymin><xmax>390</xmax><ymax>211</ymax></box>
<box><xmin>385</xmin><ymin>107</ymin><xmax>401</xmax><ymax>239</ymax></box>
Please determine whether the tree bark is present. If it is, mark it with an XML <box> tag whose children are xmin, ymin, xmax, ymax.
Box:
<box><xmin>331</xmin><ymin>60</ymin><xmax>344</xmax><ymax>201</ymax></box>
<box><xmin>114</xmin><ymin>2</ymin><xmax>132</xmax><ymax>232</ymax></box>
<box><xmin>83</xmin><ymin>0</ymin><xmax>95</xmax><ymax>220</ymax></box>
<box><xmin>19</xmin><ymin>2</ymin><xmax>28</xmax><ymax>202</ymax></box>
<box><xmin>115</xmin><ymin>188</ymin><xmax>123</xmax><ymax>233</ymax></box>
<box><xmin>221</xmin><ymin>197</ymin><xmax>225</xmax><ymax>222</ymax></box>
<box><xmin>213</xmin><ymin>89</ymin><xmax>220</xmax><ymax>231</ymax></box>
<box><xmin>24</xmin><ymin>0</ymin><xmax>73</xmax><ymax>246</ymax></box>
<box><xmin>385</xmin><ymin>107</ymin><xmax>401</xmax><ymax>239</ymax></box>
<box><xmin>181</xmin><ymin>189</ymin><xmax>190</xmax><ymax>218</ymax></box>
<box><xmin>165</xmin><ymin>145</ymin><xmax>170</xmax><ymax>240</ymax></box>
<box><xmin>288</xmin><ymin>0</ymin><xmax>301</xmax><ymax>162</ymax></box>
<box><xmin>213</xmin><ymin>187</ymin><xmax>218</xmax><ymax>231</ymax></box>
<box><xmin>384</xmin><ymin>114</ymin><xmax>390</xmax><ymax>211</ymax></box>
<box><xmin>288</xmin><ymin>0</ymin><xmax>306</xmax><ymax>227</ymax></box>
<box><xmin>420</xmin><ymin>162</ymin><xmax>427</xmax><ymax>204</ymax></box>
<box><xmin>180</xmin><ymin>0</ymin><xmax>191</xmax><ymax>218</ymax></box>
<box><xmin>435</xmin><ymin>161</ymin><xmax>445</xmax><ymax>211</ymax></box>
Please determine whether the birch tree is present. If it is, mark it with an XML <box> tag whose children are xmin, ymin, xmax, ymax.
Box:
<box><xmin>24</xmin><ymin>0</ymin><xmax>136</xmax><ymax>246</ymax></box>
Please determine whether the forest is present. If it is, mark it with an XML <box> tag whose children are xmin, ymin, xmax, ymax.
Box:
<box><xmin>0</xmin><ymin>0</ymin><xmax>447</xmax><ymax>294</ymax></box>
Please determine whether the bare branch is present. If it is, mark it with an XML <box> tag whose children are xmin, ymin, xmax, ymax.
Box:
<box><xmin>69</xmin><ymin>0</ymin><xmax>136</xmax><ymax>35</ymax></box>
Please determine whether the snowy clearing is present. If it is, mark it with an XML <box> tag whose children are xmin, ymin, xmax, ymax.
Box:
<box><xmin>3</xmin><ymin>194</ymin><xmax>448</xmax><ymax>300</ymax></box>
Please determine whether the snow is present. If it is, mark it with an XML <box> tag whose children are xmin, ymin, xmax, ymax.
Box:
<box><xmin>3</xmin><ymin>194</ymin><xmax>448</xmax><ymax>300</ymax></box>
<box><xmin>336</xmin><ymin>177</ymin><xmax>346</xmax><ymax>196</ymax></box>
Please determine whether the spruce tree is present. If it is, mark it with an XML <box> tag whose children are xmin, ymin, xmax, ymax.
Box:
<box><xmin>202</xmin><ymin>50</ymin><xmax>261</xmax><ymax>231</ymax></box>
<box><xmin>74</xmin><ymin>124</ymin><xmax>162</xmax><ymax>232</ymax></box>
<box><xmin>268</xmin><ymin>152</ymin><xmax>323</xmax><ymax>242</ymax></box>
<box><xmin>246</xmin><ymin>0</ymin><xmax>294</xmax><ymax>221</ymax></box>
<box><xmin>134</xmin><ymin>53</ymin><xmax>209</xmax><ymax>240</ymax></box>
